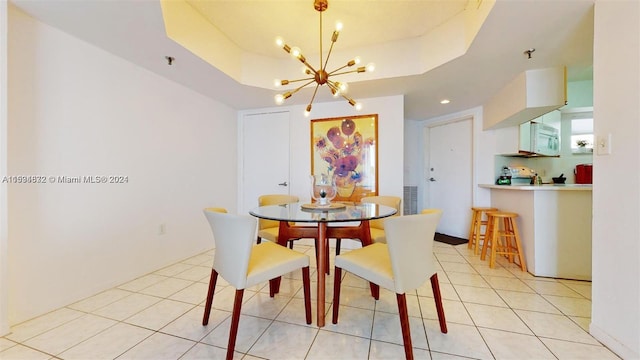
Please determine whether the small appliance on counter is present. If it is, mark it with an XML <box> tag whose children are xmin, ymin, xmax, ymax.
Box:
<box><xmin>509</xmin><ymin>166</ymin><xmax>536</xmax><ymax>185</ymax></box>
<box><xmin>575</xmin><ymin>164</ymin><xmax>593</xmax><ymax>184</ymax></box>
<box><xmin>496</xmin><ymin>167</ymin><xmax>512</xmax><ymax>185</ymax></box>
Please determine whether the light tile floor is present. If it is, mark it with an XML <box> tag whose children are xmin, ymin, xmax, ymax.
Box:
<box><xmin>0</xmin><ymin>241</ymin><xmax>621</xmax><ymax>359</ymax></box>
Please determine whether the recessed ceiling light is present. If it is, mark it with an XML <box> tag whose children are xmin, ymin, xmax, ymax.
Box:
<box><xmin>440</xmin><ymin>99</ymin><xmax>450</xmax><ymax>104</ymax></box>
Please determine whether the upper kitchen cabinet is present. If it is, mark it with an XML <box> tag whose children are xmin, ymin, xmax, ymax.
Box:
<box><xmin>483</xmin><ymin>67</ymin><xmax>567</xmax><ymax>130</ymax></box>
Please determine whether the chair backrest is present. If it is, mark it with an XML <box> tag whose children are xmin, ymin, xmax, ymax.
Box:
<box><xmin>421</xmin><ymin>208</ymin><xmax>440</xmax><ymax>214</ymax></box>
<box><xmin>204</xmin><ymin>207</ymin><xmax>228</xmax><ymax>214</ymax></box>
<box><xmin>203</xmin><ymin>209</ymin><xmax>257</xmax><ymax>289</ymax></box>
<box><xmin>384</xmin><ymin>210</ymin><xmax>442</xmax><ymax>293</ymax></box>
<box><xmin>258</xmin><ymin>194</ymin><xmax>299</xmax><ymax>230</ymax></box>
<box><xmin>362</xmin><ymin>196</ymin><xmax>402</xmax><ymax>230</ymax></box>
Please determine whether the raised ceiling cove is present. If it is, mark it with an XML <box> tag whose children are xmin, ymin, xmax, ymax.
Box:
<box><xmin>12</xmin><ymin>0</ymin><xmax>595</xmax><ymax>120</ymax></box>
<box><xmin>161</xmin><ymin>0</ymin><xmax>494</xmax><ymax>90</ymax></box>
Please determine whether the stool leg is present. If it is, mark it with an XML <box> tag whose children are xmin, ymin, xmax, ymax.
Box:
<box><xmin>489</xmin><ymin>217</ymin><xmax>499</xmax><ymax>268</ymax></box>
<box><xmin>480</xmin><ymin>215</ymin><xmax>493</xmax><ymax>261</ymax></box>
<box><xmin>511</xmin><ymin>219</ymin><xmax>527</xmax><ymax>272</ymax></box>
<box><xmin>475</xmin><ymin>215</ymin><xmax>486</xmax><ymax>256</ymax></box>
<box><xmin>468</xmin><ymin>210</ymin><xmax>478</xmax><ymax>250</ymax></box>
<box><xmin>508</xmin><ymin>218</ymin><xmax>517</xmax><ymax>263</ymax></box>
<box><xmin>503</xmin><ymin>218</ymin><xmax>515</xmax><ymax>263</ymax></box>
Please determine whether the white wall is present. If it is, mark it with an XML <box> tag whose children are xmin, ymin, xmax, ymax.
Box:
<box><xmin>0</xmin><ymin>0</ymin><xmax>9</xmax><ymax>336</ymax></box>
<box><xmin>6</xmin><ymin>5</ymin><xmax>238</xmax><ymax>325</ymax></box>
<box><xmin>240</xmin><ymin>95</ymin><xmax>405</xmax><ymax>205</ymax></box>
<box><xmin>404</xmin><ymin>120</ymin><xmax>422</xmax><ymax>187</ymax></box>
<box><xmin>590</xmin><ymin>1</ymin><xmax>640</xmax><ymax>358</ymax></box>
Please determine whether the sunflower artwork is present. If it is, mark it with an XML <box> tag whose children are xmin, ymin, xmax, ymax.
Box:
<box><xmin>311</xmin><ymin>114</ymin><xmax>378</xmax><ymax>202</ymax></box>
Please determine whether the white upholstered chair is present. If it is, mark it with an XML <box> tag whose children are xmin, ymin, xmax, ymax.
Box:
<box><xmin>202</xmin><ymin>208</ymin><xmax>312</xmax><ymax>360</ymax></box>
<box><xmin>335</xmin><ymin>195</ymin><xmax>402</xmax><ymax>255</ymax></box>
<box><xmin>256</xmin><ymin>194</ymin><xmax>300</xmax><ymax>248</ymax></box>
<box><xmin>332</xmin><ymin>210</ymin><xmax>447</xmax><ymax>360</ymax></box>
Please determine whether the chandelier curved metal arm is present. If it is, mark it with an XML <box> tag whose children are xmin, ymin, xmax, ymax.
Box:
<box><xmin>274</xmin><ymin>0</ymin><xmax>374</xmax><ymax>116</ymax></box>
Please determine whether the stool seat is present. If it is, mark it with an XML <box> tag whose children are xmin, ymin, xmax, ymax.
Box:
<box><xmin>467</xmin><ymin>207</ymin><xmax>498</xmax><ymax>255</ymax></box>
<box><xmin>481</xmin><ymin>211</ymin><xmax>527</xmax><ymax>272</ymax></box>
<box><xmin>486</xmin><ymin>211</ymin><xmax>518</xmax><ymax>218</ymax></box>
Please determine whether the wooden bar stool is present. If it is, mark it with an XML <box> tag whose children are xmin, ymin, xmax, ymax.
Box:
<box><xmin>480</xmin><ymin>211</ymin><xmax>527</xmax><ymax>271</ymax></box>
<box><xmin>467</xmin><ymin>207</ymin><xmax>498</xmax><ymax>255</ymax></box>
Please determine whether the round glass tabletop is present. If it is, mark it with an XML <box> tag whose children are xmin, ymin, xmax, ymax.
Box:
<box><xmin>249</xmin><ymin>202</ymin><xmax>397</xmax><ymax>223</ymax></box>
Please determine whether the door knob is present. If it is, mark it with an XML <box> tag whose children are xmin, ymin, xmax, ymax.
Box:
<box><xmin>278</xmin><ymin>181</ymin><xmax>288</xmax><ymax>187</ymax></box>
<box><xmin>429</xmin><ymin>177</ymin><xmax>436</xmax><ymax>182</ymax></box>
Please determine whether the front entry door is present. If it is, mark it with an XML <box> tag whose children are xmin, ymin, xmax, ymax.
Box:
<box><xmin>426</xmin><ymin>118</ymin><xmax>472</xmax><ymax>238</ymax></box>
<box><xmin>241</xmin><ymin>111</ymin><xmax>290</xmax><ymax>214</ymax></box>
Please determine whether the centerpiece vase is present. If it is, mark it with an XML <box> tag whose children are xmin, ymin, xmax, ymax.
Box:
<box><xmin>335</xmin><ymin>174</ymin><xmax>356</xmax><ymax>198</ymax></box>
<box><xmin>310</xmin><ymin>174</ymin><xmax>337</xmax><ymax>206</ymax></box>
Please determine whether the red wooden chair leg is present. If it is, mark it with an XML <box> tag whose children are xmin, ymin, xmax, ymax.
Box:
<box><xmin>302</xmin><ymin>266</ymin><xmax>312</xmax><ymax>324</ymax></box>
<box><xmin>226</xmin><ymin>289</ymin><xmax>244</xmax><ymax>360</ymax></box>
<box><xmin>369</xmin><ymin>283</ymin><xmax>380</xmax><ymax>300</ymax></box>
<box><xmin>430</xmin><ymin>273</ymin><xmax>448</xmax><ymax>333</ymax></box>
<box><xmin>202</xmin><ymin>269</ymin><xmax>218</xmax><ymax>325</ymax></box>
<box><xmin>269</xmin><ymin>278</ymin><xmax>277</xmax><ymax>298</ymax></box>
<box><xmin>332</xmin><ymin>267</ymin><xmax>343</xmax><ymax>324</ymax></box>
<box><xmin>326</xmin><ymin>242</ymin><xmax>330</xmax><ymax>275</ymax></box>
<box><xmin>396</xmin><ymin>293</ymin><xmax>414</xmax><ymax>360</ymax></box>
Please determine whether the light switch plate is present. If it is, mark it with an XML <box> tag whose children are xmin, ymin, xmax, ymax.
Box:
<box><xmin>596</xmin><ymin>133</ymin><xmax>612</xmax><ymax>155</ymax></box>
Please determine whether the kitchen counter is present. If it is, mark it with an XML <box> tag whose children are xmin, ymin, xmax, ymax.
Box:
<box><xmin>480</xmin><ymin>184</ymin><xmax>592</xmax><ymax>191</ymax></box>
<box><xmin>482</xmin><ymin>184</ymin><xmax>592</xmax><ymax>280</ymax></box>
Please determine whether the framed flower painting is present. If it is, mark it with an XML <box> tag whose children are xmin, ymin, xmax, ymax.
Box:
<box><xmin>310</xmin><ymin>114</ymin><xmax>378</xmax><ymax>203</ymax></box>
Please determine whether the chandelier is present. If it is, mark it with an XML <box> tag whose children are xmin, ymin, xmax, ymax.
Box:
<box><xmin>274</xmin><ymin>0</ymin><xmax>375</xmax><ymax>116</ymax></box>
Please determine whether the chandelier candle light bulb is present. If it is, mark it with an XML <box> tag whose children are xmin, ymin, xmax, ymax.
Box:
<box><xmin>274</xmin><ymin>0</ymin><xmax>373</xmax><ymax>115</ymax></box>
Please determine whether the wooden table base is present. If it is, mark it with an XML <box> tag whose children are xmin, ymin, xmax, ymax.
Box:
<box><xmin>276</xmin><ymin>221</ymin><xmax>378</xmax><ymax>327</ymax></box>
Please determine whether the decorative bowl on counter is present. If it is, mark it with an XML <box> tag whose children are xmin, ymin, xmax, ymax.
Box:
<box><xmin>552</xmin><ymin>176</ymin><xmax>566</xmax><ymax>184</ymax></box>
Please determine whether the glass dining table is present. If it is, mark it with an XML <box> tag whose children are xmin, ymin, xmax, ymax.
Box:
<box><xmin>249</xmin><ymin>201</ymin><xmax>397</xmax><ymax>327</ymax></box>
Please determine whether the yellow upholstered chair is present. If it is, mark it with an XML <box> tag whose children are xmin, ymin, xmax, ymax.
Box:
<box><xmin>204</xmin><ymin>207</ymin><xmax>228</xmax><ymax>214</ymax></box>
<box><xmin>256</xmin><ymin>194</ymin><xmax>300</xmax><ymax>248</ymax></box>
<box><xmin>202</xmin><ymin>209</ymin><xmax>312</xmax><ymax>359</ymax></box>
<box><xmin>332</xmin><ymin>210</ymin><xmax>447</xmax><ymax>360</ymax></box>
<box><xmin>335</xmin><ymin>195</ymin><xmax>402</xmax><ymax>255</ymax></box>
<box><xmin>421</xmin><ymin>208</ymin><xmax>440</xmax><ymax>214</ymax></box>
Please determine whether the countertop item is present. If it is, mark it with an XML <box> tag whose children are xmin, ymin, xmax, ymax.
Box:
<box><xmin>480</xmin><ymin>184</ymin><xmax>592</xmax><ymax>191</ymax></box>
<box><xmin>552</xmin><ymin>174</ymin><xmax>566</xmax><ymax>184</ymax></box>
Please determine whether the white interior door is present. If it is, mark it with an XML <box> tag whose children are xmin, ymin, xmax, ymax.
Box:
<box><xmin>426</xmin><ymin>118</ymin><xmax>472</xmax><ymax>238</ymax></box>
<box><xmin>241</xmin><ymin>111</ymin><xmax>290</xmax><ymax>214</ymax></box>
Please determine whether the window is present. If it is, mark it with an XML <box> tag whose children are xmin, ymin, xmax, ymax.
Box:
<box><xmin>566</xmin><ymin>110</ymin><xmax>593</xmax><ymax>153</ymax></box>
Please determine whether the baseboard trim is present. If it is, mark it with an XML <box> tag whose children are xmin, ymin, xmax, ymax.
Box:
<box><xmin>590</xmin><ymin>322</ymin><xmax>638</xmax><ymax>359</ymax></box>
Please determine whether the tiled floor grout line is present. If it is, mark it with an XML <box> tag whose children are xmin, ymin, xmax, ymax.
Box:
<box><xmin>452</xmin><ymin>244</ymin><xmax>563</xmax><ymax>360</ymax></box>
<box><xmin>438</xmin><ymin>254</ymin><xmax>501</xmax><ymax>360</ymax></box>
<box><xmin>452</xmin><ymin>244</ymin><xmax>604</xmax><ymax>358</ymax></box>
<box><xmin>1</xmin><ymin>243</ymin><xmax>620</xmax><ymax>360</ymax></box>
<box><xmin>242</xmin><ymin>283</ymin><xmax>312</xmax><ymax>359</ymax></box>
